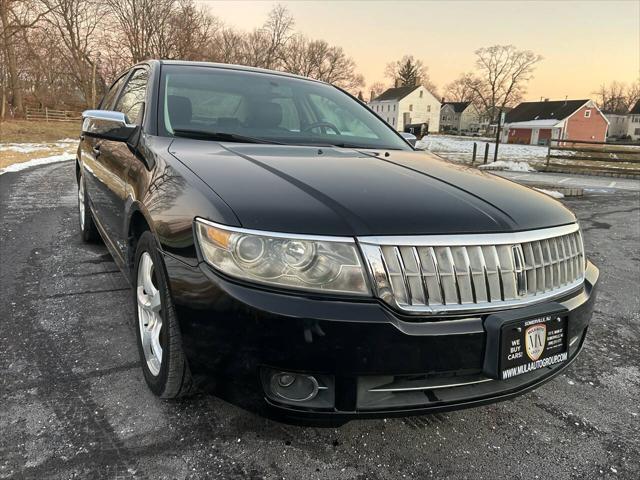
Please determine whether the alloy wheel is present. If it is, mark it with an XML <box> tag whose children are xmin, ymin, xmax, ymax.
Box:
<box><xmin>137</xmin><ymin>252</ymin><xmax>163</xmax><ymax>376</ymax></box>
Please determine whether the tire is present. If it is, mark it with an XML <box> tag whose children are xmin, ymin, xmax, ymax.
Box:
<box><xmin>77</xmin><ymin>169</ymin><xmax>100</xmax><ymax>242</ymax></box>
<box><xmin>133</xmin><ymin>230</ymin><xmax>193</xmax><ymax>398</ymax></box>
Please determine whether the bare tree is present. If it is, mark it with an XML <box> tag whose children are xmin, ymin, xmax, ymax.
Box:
<box><xmin>280</xmin><ymin>35</ymin><xmax>363</xmax><ymax>92</ymax></box>
<box><xmin>40</xmin><ymin>0</ymin><xmax>106</xmax><ymax>107</ymax></box>
<box><xmin>444</xmin><ymin>73</ymin><xmax>476</xmax><ymax>102</ymax></box>
<box><xmin>1</xmin><ymin>0</ymin><xmax>54</xmax><ymax>116</ymax></box>
<box><xmin>627</xmin><ymin>81</ymin><xmax>640</xmax><ymax>111</ymax></box>
<box><xmin>466</xmin><ymin>45</ymin><xmax>542</xmax><ymax>122</ymax></box>
<box><xmin>369</xmin><ymin>81</ymin><xmax>387</xmax><ymax>101</ymax></box>
<box><xmin>105</xmin><ymin>0</ymin><xmax>175</xmax><ymax>63</ymax></box>
<box><xmin>384</xmin><ymin>54</ymin><xmax>437</xmax><ymax>94</ymax></box>
<box><xmin>594</xmin><ymin>80</ymin><xmax>640</xmax><ymax>113</ymax></box>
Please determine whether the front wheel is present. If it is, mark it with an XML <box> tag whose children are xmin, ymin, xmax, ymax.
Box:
<box><xmin>133</xmin><ymin>231</ymin><xmax>193</xmax><ymax>398</ymax></box>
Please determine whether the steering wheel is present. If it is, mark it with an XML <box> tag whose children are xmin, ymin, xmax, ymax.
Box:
<box><xmin>302</xmin><ymin>121</ymin><xmax>341</xmax><ymax>135</ymax></box>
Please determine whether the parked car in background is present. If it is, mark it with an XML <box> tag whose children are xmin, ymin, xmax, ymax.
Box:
<box><xmin>76</xmin><ymin>60</ymin><xmax>598</xmax><ymax>422</ymax></box>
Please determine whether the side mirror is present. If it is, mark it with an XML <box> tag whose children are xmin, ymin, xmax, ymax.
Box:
<box><xmin>82</xmin><ymin>110</ymin><xmax>137</xmax><ymax>142</ymax></box>
<box><xmin>400</xmin><ymin>131</ymin><xmax>417</xmax><ymax>147</ymax></box>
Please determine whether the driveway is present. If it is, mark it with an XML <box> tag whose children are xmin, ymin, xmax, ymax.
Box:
<box><xmin>1</xmin><ymin>160</ymin><xmax>639</xmax><ymax>479</ymax></box>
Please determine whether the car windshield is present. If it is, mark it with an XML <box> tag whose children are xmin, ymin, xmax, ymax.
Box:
<box><xmin>159</xmin><ymin>65</ymin><xmax>411</xmax><ymax>150</ymax></box>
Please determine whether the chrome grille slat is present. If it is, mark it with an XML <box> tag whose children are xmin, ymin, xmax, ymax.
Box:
<box><xmin>361</xmin><ymin>225</ymin><xmax>586</xmax><ymax>313</ymax></box>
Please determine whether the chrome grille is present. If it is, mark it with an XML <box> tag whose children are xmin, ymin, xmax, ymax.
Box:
<box><xmin>359</xmin><ymin>224</ymin><xmax>585</xmax><ymax>314</ymax></box>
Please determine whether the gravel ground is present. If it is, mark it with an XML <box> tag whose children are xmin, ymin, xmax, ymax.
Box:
<box><xmin>1</xmin><ymin>160</ymin><xmax>639</xmax><ymax>480</ymax></box>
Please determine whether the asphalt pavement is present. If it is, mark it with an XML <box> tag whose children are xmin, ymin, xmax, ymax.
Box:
<box><xmin>1</xmin><ymin>160</ymin><xmax>639</xmax><ymax>480</ymax></box>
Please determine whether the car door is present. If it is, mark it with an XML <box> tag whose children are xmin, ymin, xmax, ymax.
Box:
<box><xmin>81</xmin><ymin>72</ymin><xmax>128</xmax><ymax>241</ymax></box>
<box><xmin>85</xmin><ymin>67</ymin><xmax>149</xmax><ymax>262</ymax></box>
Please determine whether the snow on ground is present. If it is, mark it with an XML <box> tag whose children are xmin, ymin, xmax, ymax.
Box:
<box><xmin>479</xmin><ymin>160</ymin><xmax>535</xmax><ymax>172</ymax></box>
<box><xmin>534</xmin><ymin>188</ymin><xmax>565</xmax><ymax>199</ymax></box>
<box><xmin>0</xmin><ymin>153</ymin><xmax>74</xmax><ymax>175</ymax></box>
<box><xmin>0</xmin><ymin>138</ymin><xmax>77</xmax><ymax>153</ymax></box>
<box><xmin>416</xmin><ymin>135</ymin><xmax>553</xmax><ymax>171</ymax></box>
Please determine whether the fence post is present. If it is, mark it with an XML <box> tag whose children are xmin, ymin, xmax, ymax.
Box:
<box><xmin>45</xmin><ymin>107</ymin><xmax>49</xmax><ymax>122</ymax></box>
<box><xmin>483</xmin><ymin>143</ymin><xmax>489</xmax><ymax>164</ymax></box>
<box><xmin>471</xmin><ymin>142</ymin><xmax>477</xmax><ymax>165</ymax></box>
<box><xmin>547</xmin><ymin>138</ymin><xmax>553</xmax><ymax>167</ymax></box>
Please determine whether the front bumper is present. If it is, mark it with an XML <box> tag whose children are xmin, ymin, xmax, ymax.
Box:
<box><xmin>164</xmin><ymin>253</ymin><xmax>598</xmax><ymax>420</ymax></box>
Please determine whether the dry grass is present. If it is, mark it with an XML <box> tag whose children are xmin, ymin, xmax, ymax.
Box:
<box><xmin>0</xmin><ymin>120</ymin><xmax>80</xmax><ymax>143</ymax></box>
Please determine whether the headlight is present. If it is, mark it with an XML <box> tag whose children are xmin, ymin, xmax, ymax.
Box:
<box><xmin>195</xmin><ymin>218</ymin><xmax>370</xmax><ymax>296</ymax></box>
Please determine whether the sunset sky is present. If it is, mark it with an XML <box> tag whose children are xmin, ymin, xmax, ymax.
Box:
<box><xmin>198</xmin><ymin>0</ymin><xmax>639</xmax><ymax>101</ymax></box>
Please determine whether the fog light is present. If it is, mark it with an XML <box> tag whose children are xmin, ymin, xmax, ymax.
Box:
<box><xmin>277</xmin><ymin>373</ymin><xmax>296</xmax><ymax>387</ymax></box>
<box><xmin>270</xmin><ymin>372</ymin><xmax>320</xmax><ymax>402</ymax></box>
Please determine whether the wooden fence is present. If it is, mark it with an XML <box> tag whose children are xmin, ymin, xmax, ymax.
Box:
<box><xmin>545</xmin><ymin>138</ymin><xmax>640</xmax><ymax>176</ymax></box>
<box><xmin>25</xmin><ymin>106</ymin><xmax>82</xmax><ymax>123</ymax></box>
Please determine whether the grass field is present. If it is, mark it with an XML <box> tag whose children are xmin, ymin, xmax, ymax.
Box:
<box><xmin>0</xmin><ymin>120</ymin><xmax>80</xmax><ymax>143</ymax></box>
<box><xmin>0</xmin><ymin>120</ymin><xmax>80</xmax><ymax>170</ymax></box>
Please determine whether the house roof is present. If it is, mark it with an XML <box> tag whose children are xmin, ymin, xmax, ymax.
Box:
<box><xmin>373</xmin><ymin>85</ymin><xmax>420</xmax><ymax>102</ymax></box>
<box><xmin>629</xmin><ymin>100</ymin><xmax>640</xmax><ymax>115</ymax></box>
<box><xmin>505</xmin><ymin>99</ymin><xmax>589</xmax><ymax>123</ymax></box>
<box><xmin>442</xmin><ymin>101</ymin><xmax>471</xmax><ymax>113</ymax></box>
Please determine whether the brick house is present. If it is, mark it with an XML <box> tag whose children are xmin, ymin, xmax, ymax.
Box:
<box><xmin>502</xmin><ymin>99</ymin><xmax>609</xmax><ymax>145</ymax></box>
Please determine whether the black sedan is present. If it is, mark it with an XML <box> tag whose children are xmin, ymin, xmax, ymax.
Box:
<box><xmin>77</xmin><ymin>60</ymin><xmax>598</xmax><ymax>421</ymax></box>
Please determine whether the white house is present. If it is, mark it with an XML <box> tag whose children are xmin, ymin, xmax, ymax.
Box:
<box><xmin>440</xmin><ymin>101</ymin><xmax>482</xmax><ymax>133</ymax></box>
<box><xmin>626</xmin><ymin>100</ymin><xmax>640</xmax><ymax>141</ymax></box>
<box><xmin>603</xmin><ymin>112</ymin><xmax>629</xmax><ymax>138</ymax></box>
<box><xmin>368</xmin><ymin>85</ymin><xmax>440</xmax><ymax>133</ymax></box>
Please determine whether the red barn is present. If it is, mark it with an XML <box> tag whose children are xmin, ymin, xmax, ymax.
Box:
<box><xmin>502</xmin><ymin>99</ymin><xmax>609</xmax><ymax>145</ymax></box>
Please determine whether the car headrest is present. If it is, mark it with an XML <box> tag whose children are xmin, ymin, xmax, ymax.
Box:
<box><xmin>168</xmin><ymin>95</ymin><xmax>192</xmax><ymax>128</ymax></box>
<box><xmin>247</xmin><ymin>102</ymin><xmax>283</xmax><ymax>129</ymax></box>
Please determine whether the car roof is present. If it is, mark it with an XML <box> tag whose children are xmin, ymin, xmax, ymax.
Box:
<box><xmin>153</xmin><ymin>59</ymin><xmax>326</xmax><ymax>85</ymax></box>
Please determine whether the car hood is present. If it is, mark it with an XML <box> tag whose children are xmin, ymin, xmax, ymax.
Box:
<box><xmin>168</xmin><ymin>139</ymin><xmax>576</xmax><ymax>236</ymax></box>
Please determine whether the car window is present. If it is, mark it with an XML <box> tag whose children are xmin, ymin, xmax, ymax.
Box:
<box><xmin>159</xmin><ymin>66</ymin><xmax>410</xmax><ymax>150</ymax></box>
<box><xmin>114</xmin><ymin>69</ymin><xmax>148</xmax><ymax>125</ymax></box>
<box><xmin>307</xmin><ymin>94</ymin><xmax>377</xmax><ymax>138</ymax></box>
<box><xmin>99</xmin><ymin>74</ymin><xmax>127</xmax><ymax>110</ymax></box>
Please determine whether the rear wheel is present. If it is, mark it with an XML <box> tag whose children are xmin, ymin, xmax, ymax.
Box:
<box><xmin>134</xmin><ymin>231</ymin><xmax>193</xmax><ymax>398</ymax></box>
<box><xmin>77</xmin><ymin>169</ymin><xmax>99</xmax><ymax>242</ymax></box>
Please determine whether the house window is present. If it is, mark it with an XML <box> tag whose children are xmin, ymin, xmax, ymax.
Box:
<box><xmin>584</xmin><ymin>110</ymin><xmax>591</xmax><ymax>118</ymax></box>
<box><xmin>409</xmin><ymin>104</ymin><xmax>413</xmax><ymax>112</ymax></box>
<box><xmin>419</xmin><ymin>90</ymin><xmax>423</xmax><ymax>98</ymax></box>
<box><xmin>392</xmin><ymin>117</ymin><xmax>395</xmax><ymax>125</ymax></box>
<box><xmin>387</xmin><ymin>105</ymin><xmax>390</xmax><ymax>112</ymax></box>
<box><xmin>393</xmin><ymin>105</ymin><xmax>396</xmax><ymax>111</ymax></box>
<box><xmin>633</xmin><ymin>116</ymin><xmax>640</xmax><ymax>123</ymax></box>
<box><xmin>427</xmin><ymin>105</ymin><xmax>431</xmax><ymax>112</ymax></box>
<box><xmin>635</xmin><ymin>128</ymin><xmax>640</xmax><ymax>135</ymax></box>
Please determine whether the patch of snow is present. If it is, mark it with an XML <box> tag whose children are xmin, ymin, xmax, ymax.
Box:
<box><xmin>479</xmin><ymin>160</ymin><xmax>535</xmax><ymax>172</ymax></box>
<box><xmin>0</xmin><ymin>139</ymin><xmax>77</xmax><ymax>153</ymax></box>
<box><xmin>0</xmin><ymin>153</ymin><xmax>74</xmax><ymax>175</ymax></box>
<box><xmin>535</xmin><ymin>188</ymin><xmax>565</xmax><ymax>199</ymax></box>
<box><xmin>0</xmin><ymin>143</ymin><xmax>53</xmax><ymax>153</ymax></box>
<box><xmin>415</xmin><ymin>134</ymin><xmax>549</xmax><ymax>164</ymax></box>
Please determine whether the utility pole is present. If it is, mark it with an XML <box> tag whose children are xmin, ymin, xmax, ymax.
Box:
<box><xmin>493</xmin><ymin>108</ymin><xmax>503</xmax><ymax>162</ymax></box>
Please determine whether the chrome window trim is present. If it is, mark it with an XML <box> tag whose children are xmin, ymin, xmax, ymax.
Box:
<box><xmin>358</xmin><ymin>223</ymin><xmax>579</xmax><ymax>247</ymax></box>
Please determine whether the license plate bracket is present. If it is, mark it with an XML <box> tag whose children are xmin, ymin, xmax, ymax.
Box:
<box><xmin>483</xmin><ymin>303</ymin><xmax>569</xmax><ymax>380</ymax></box>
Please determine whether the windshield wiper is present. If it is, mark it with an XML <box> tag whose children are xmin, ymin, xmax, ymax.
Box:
<box><xmin>172</xmin><ymin>128</ymin><xmax>284</xmax><ymax>145</ymax></box>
